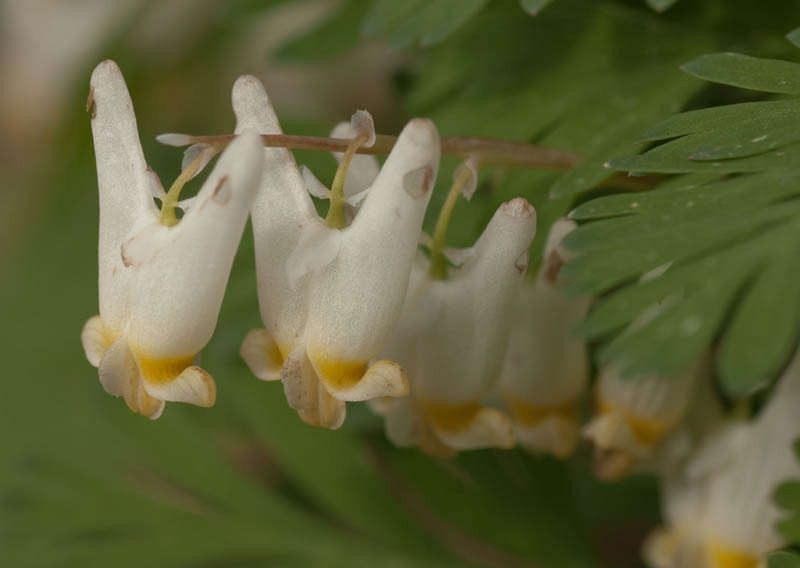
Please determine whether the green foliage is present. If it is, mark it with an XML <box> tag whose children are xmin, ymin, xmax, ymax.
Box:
<box><xmin>769</xmin><ymin>552</ymin><xmax>800</xmax><ymax>568</ymax></box>
<box><xmin>9</xmin><ymin>1</ymin><xmax>800</xmax><ymax>566</ymax></box>
<box><xmin>569</xmin><ymin>34</ymin><xmax>800</xmax><ymax>395</ymax></box>
<box><xmin>775</xmin><ymin>442</ymin><xmax>800</xmax><ymax>545</ymax></box>
<box><xmin>361</xmin><ymin>0</ymin><xmax>490</xmax><ymax>49</ymax></box>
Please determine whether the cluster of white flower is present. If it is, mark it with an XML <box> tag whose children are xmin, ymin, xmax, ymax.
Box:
<box><xmin>81</xmin><ymin>61</ymin><xmax>800</xmax><ymax>567</ymax></box>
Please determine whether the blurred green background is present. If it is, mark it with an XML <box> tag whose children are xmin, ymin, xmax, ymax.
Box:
<box><xmin>3</xmin><ymin>1</ymin><xmax>800</xmax><ymax>566</ymax></box>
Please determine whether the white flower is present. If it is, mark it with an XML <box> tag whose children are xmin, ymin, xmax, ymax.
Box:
<box><xmin>496</xmin><ymin>219</ymin><xmax>591</xmax><ymax>458</ymax></box>
<box><xmin>584</xmin><ymin>357</ymin><xmax>705</xmax><ymax>480</ymax></box>
<box><xmin>233</xmin><ymin>75</ymin><xmax>440</xmax><ymax>429</ymax></box>
<box><xmin>80</xmin><ymin>61</ymin><xmax>264</xmax><ymax>418</ymax></box>
<box><xmin>375</xmin><ymin>198</ymin><xmax>536</xmax><ymax>454</ymax></box>
<box><xmin>644</xmin><ymin>351</ymin><xmax>800</xmax><ymax>568</ymax></box>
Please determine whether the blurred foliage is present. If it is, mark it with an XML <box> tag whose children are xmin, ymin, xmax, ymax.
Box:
<box><xmin>5</xmin><ymin>0</ymin><xmax>800</xmax><ymax>566</ymax></box>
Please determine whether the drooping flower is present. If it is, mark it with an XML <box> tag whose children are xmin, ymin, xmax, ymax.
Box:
<box><xmin>81</xmin><ymin>60</ymin><xmax>264</xmax><ymax>418</ymax></box>
<box><xmin>234</xmin><ymin>75</ymin><xmax>440</xmax><ymax>429</ymax></box>
<box><xmin>496</xmin><ymin>218</ymin><xmax>591</xmax><ymax>458</ymax></box>
<box><xmin>584</xmin><ymin>356</ymin><xmax>706</xmax><ymax>480</ymax></box>
<box><xmin>644</xmin><ymin>350</ymin><xmax>800</xmax><ymax>568</ymax></box>
<box><xmin>374</xmin><ymin>197</ymin><xmax>537</xmax><ymax>455</ymax></box>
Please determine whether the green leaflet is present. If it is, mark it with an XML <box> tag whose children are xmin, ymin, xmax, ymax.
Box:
<box><xmin>361</xmin><ymin>0</ymin><xmax>490</xmax><ymax>49</ymax></box>
<box><xmin>682</xmin><ymin>52</ymin><xmax>800</xmax><ymax>94</ymax></box>
<box><xmin>719</xmin><ymin>237</ymin><xmax>800</xmax><ymax>396</ymax></box>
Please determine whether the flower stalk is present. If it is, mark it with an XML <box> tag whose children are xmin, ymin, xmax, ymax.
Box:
<box><xmin>428</xmin><ymin>160</ymin><xmax>477</xmax><ymax>279</ymax></box>
<box><xmin>325</xmin><ymin>133</ymin><xmax>369</xmax><ymax>228</ymax></box>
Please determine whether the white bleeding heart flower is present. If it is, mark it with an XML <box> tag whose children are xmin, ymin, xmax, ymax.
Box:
<box><xmin>81</xmin><ymin>60</ymin><xmax>264</xmax><ymax>419</ymax></box>
<box><xmin>644</xmin><ymin>350</ymin><xmax>800</xmax><ymax>568</ymax></box>
<box><xmin>233</xmin><ymin>75</ymin><xmax>440</xmax><ymax>429</ymax></box>
<box><xmin>374</xmin><ymin>198</ymin><xmax>536</xmax><ymax>455</ymax></box>
<box><xmin>497</xmin><ymin>218</ymin><xmax>591</xmax><ymax>458</ymax></box>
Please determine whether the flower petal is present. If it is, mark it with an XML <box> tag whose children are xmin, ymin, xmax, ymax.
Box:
<box><xmin>89</xmin><ymin>60</ymin><xmax>161</xmax><ymax>330</ymax></box>
<box><xmin>311</xmin><ymin>358</ymin><xmax>409</xmax><ymax>402</ymax></box>
<box><xmin>285</xmin><ymin>222</ymin><xmax>342</xmax><ymax>289</ymax></box>
<box><xmin>141</xmin><ymin>365</ymin><xmax>216</xmax><ymax>408</ymax></box>
<box><xmin>98</xmin><ymin>335</ymin><xmax>137</xmax><ymax>398</ymax></box>
<box><xmin>280</xmin><ymin>345</ymin><xmax>346</xmax><ymax>430</ymax></box>
<box><xmin>431</xmin><ymin>407</ymin><xmax>515</xmax><ymax>451</ymax></box>
<box><xmin>300</xmin><ymin>165</ymin><xmax>331</xmax><ymax>199</ymax></box>
<box><xmin>127</xmin><ymin>132</ymin><xmax>263</xmax><ymax>358</ymax></box>
<box><xmin>233</xmin><ymin>75</ymin><xmax>317</xmax><ymax>347</ymax></box>
<box><xmin>81</xmin><ymin>315</ymin><xmax>112</xmax><ymax>367</ymax></box>
<box><xmin>240</xmin><ymin>328</ymin><xmax>284</xmax><ymax>381</ymax></box>
<box><xmin>304</xmin><ymin>119</ymin><xmax>440</xmax><ymax>364</ymax></box>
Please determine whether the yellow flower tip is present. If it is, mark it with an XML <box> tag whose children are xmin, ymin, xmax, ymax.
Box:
<box><xmin>240</xmin><ymin>328</ymin><xmax>285</xmax><ymax>381</ymax></box>
<box><xmin>596</xmin><ymin>396</ymin><xmax>670</xmax><ymax>449</ymax></box>
<box><xmin>422</xmin><ymin>400</ymin><xmax>481</xmax><ymax>434</ymax></box>
<box><xmin>508</xmin><ymin>399</ymin><xmax>580</xmax><ymax>458</ymax></box>
<box><xmin>708</xmin><ymin>540</ymin><xmax>760</xmax><ymax>568</ymax></box>
<box><xmin>312</xmin><ymin>355</ymin><xmax>367</xmax><ymax>391</ymax></box>
<box><xmin>137</xmin><ymin>354</ymin><xmax>197</xmax><ymax>385</ymax></box>
<box><xmin>592</xmin><ymin>446</ymin><xmax>635</xmax><ymax>481</ymax></box>
<box><xmin>509</xmin><ymin>399</ymin><xmax>578</xmax><ymax>427</ymax></box>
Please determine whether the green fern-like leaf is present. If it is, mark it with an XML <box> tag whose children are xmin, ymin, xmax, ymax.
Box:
<box><xmin>569</xmin><ymin>36</ymin><xmax>800</xmax><ymax>395</ymax></box>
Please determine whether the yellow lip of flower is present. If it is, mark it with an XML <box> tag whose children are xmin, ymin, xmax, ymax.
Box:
<box><xmin>707</xmin><ymin>539</ymin><xmax>760</xmax><ymax>568</ymax></box>
<box><xmin>421</xmin><ymin>400</ymin><xmax>481</xmax><ymax>433</ymax></box>
<box><xmin>310</xmin><ymin>353</ymin><xmax>368</xmax><ymax>391</ymax></box>
<box><xmin>596</xmin><ymin>396</ymin><xmax>670</xmax><ymax>448</ymax></box>
<box><xmin>135</xmin><ymin>353</ymin><xmax>197</xmax><ymax>385</ymax></box>
<box><xmin>509</xmin><ymin>398</ymin><xmax>578</xmax><ymax>427</ymax></box>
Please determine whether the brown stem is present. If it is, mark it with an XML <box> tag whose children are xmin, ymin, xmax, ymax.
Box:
<box><xmin>179</xmin><ymin>133</ymin><xmax>660</xmax><ymax>189</ymax></box>
<box><xmin>183</xmin><ymin>133</ymin><xmax>582</xmax><ymax>170</ymax></box>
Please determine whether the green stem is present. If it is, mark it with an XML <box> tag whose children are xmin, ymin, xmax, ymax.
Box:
<box><xmin>428</xmin><ymin>166</ymin><xmax>474</xmax><ymax>280</ymax></box>
<box><xmin>158</xmin><ymin>145</ymin><xmax>222</xmax><ymax>226</ymax></box>
<box><xmin>324</xmin><ymin>134</ymin><xmax>367</xmax><ymax>229</ymax></box>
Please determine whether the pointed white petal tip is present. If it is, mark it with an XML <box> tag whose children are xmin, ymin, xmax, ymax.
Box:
<box><xmin>82</xmin><ymin>316</ymin><xmax>111</xmax><ymax>368</ymax></box>
<box><xmin>500</xmin><ymin>197</ymin><xmax>536</xmax><ymax>220</ymax></box>
<box><xmin>89</xmin><ymin>59</ymin><xmax>123</xmax><ymax>90</ymax></box>
<box><xmin>455</xmin><ymin>157</ymin><xmax>479</xmax><ymax>200</ymax></box>
<box><xmin>142</xmin><ymin>366</ymin><xmax>217</xmax><ymax>408</ymax></box>
<box><xmin>321</xmin><ymin>360</ymin><xmax>409</xmax><ymax>402</ymax></box>
<box><xmin>231</xmin><ymin>75</ymin><xmax>282</xmax><ymax>134</ymax></box>
<box><xmin>435</xmin><ymin>408</ymin><xmax>516</xmax><ymax>451</ymax></box>
<box><xmin>516</xmin><ymin>416</ymin><xmax>580</xmax><ymax>459</ymax></box>
<box><xmin>350</xmin><ymin>109</ymin><xmax>376</xmax><ymax>147</ymax></box>
<box><xmin>156</xmin><ymin>133</ymin><xmax>194</xmax><ymax>147</ymax></box>
<box><xmin>240</xmin><ymin>328</ymin><xmax>283</xmax><ymax>381</ymax></box>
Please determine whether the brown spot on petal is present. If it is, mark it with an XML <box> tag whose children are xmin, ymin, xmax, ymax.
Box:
<box><xmin>212</xmin><ymin>175</ymin><xmax>231</xmax><ymax>205</ymax></box>
<box><xmin>515</xmin><ymin>251</ymin><xmax>528</xmax><ymax>274</ymax></box>
<box><xmin>544</xmin><ymin>249</ymin><xmax>564</xmax><ymax>283</ymax></box>
<box><xmin>86</xmin><ymin>86</ymin><xmax>96</xmax><ymax>119</ymax></box>
<box><xmin>403</xmin><ymin>166</ymin><xmax>433</xmax><ymax>199</ymax></box>
<box><xmin>121</xmin><ymin>245</ymin><xmax>134</xmax><ymax>268</ymax></box>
